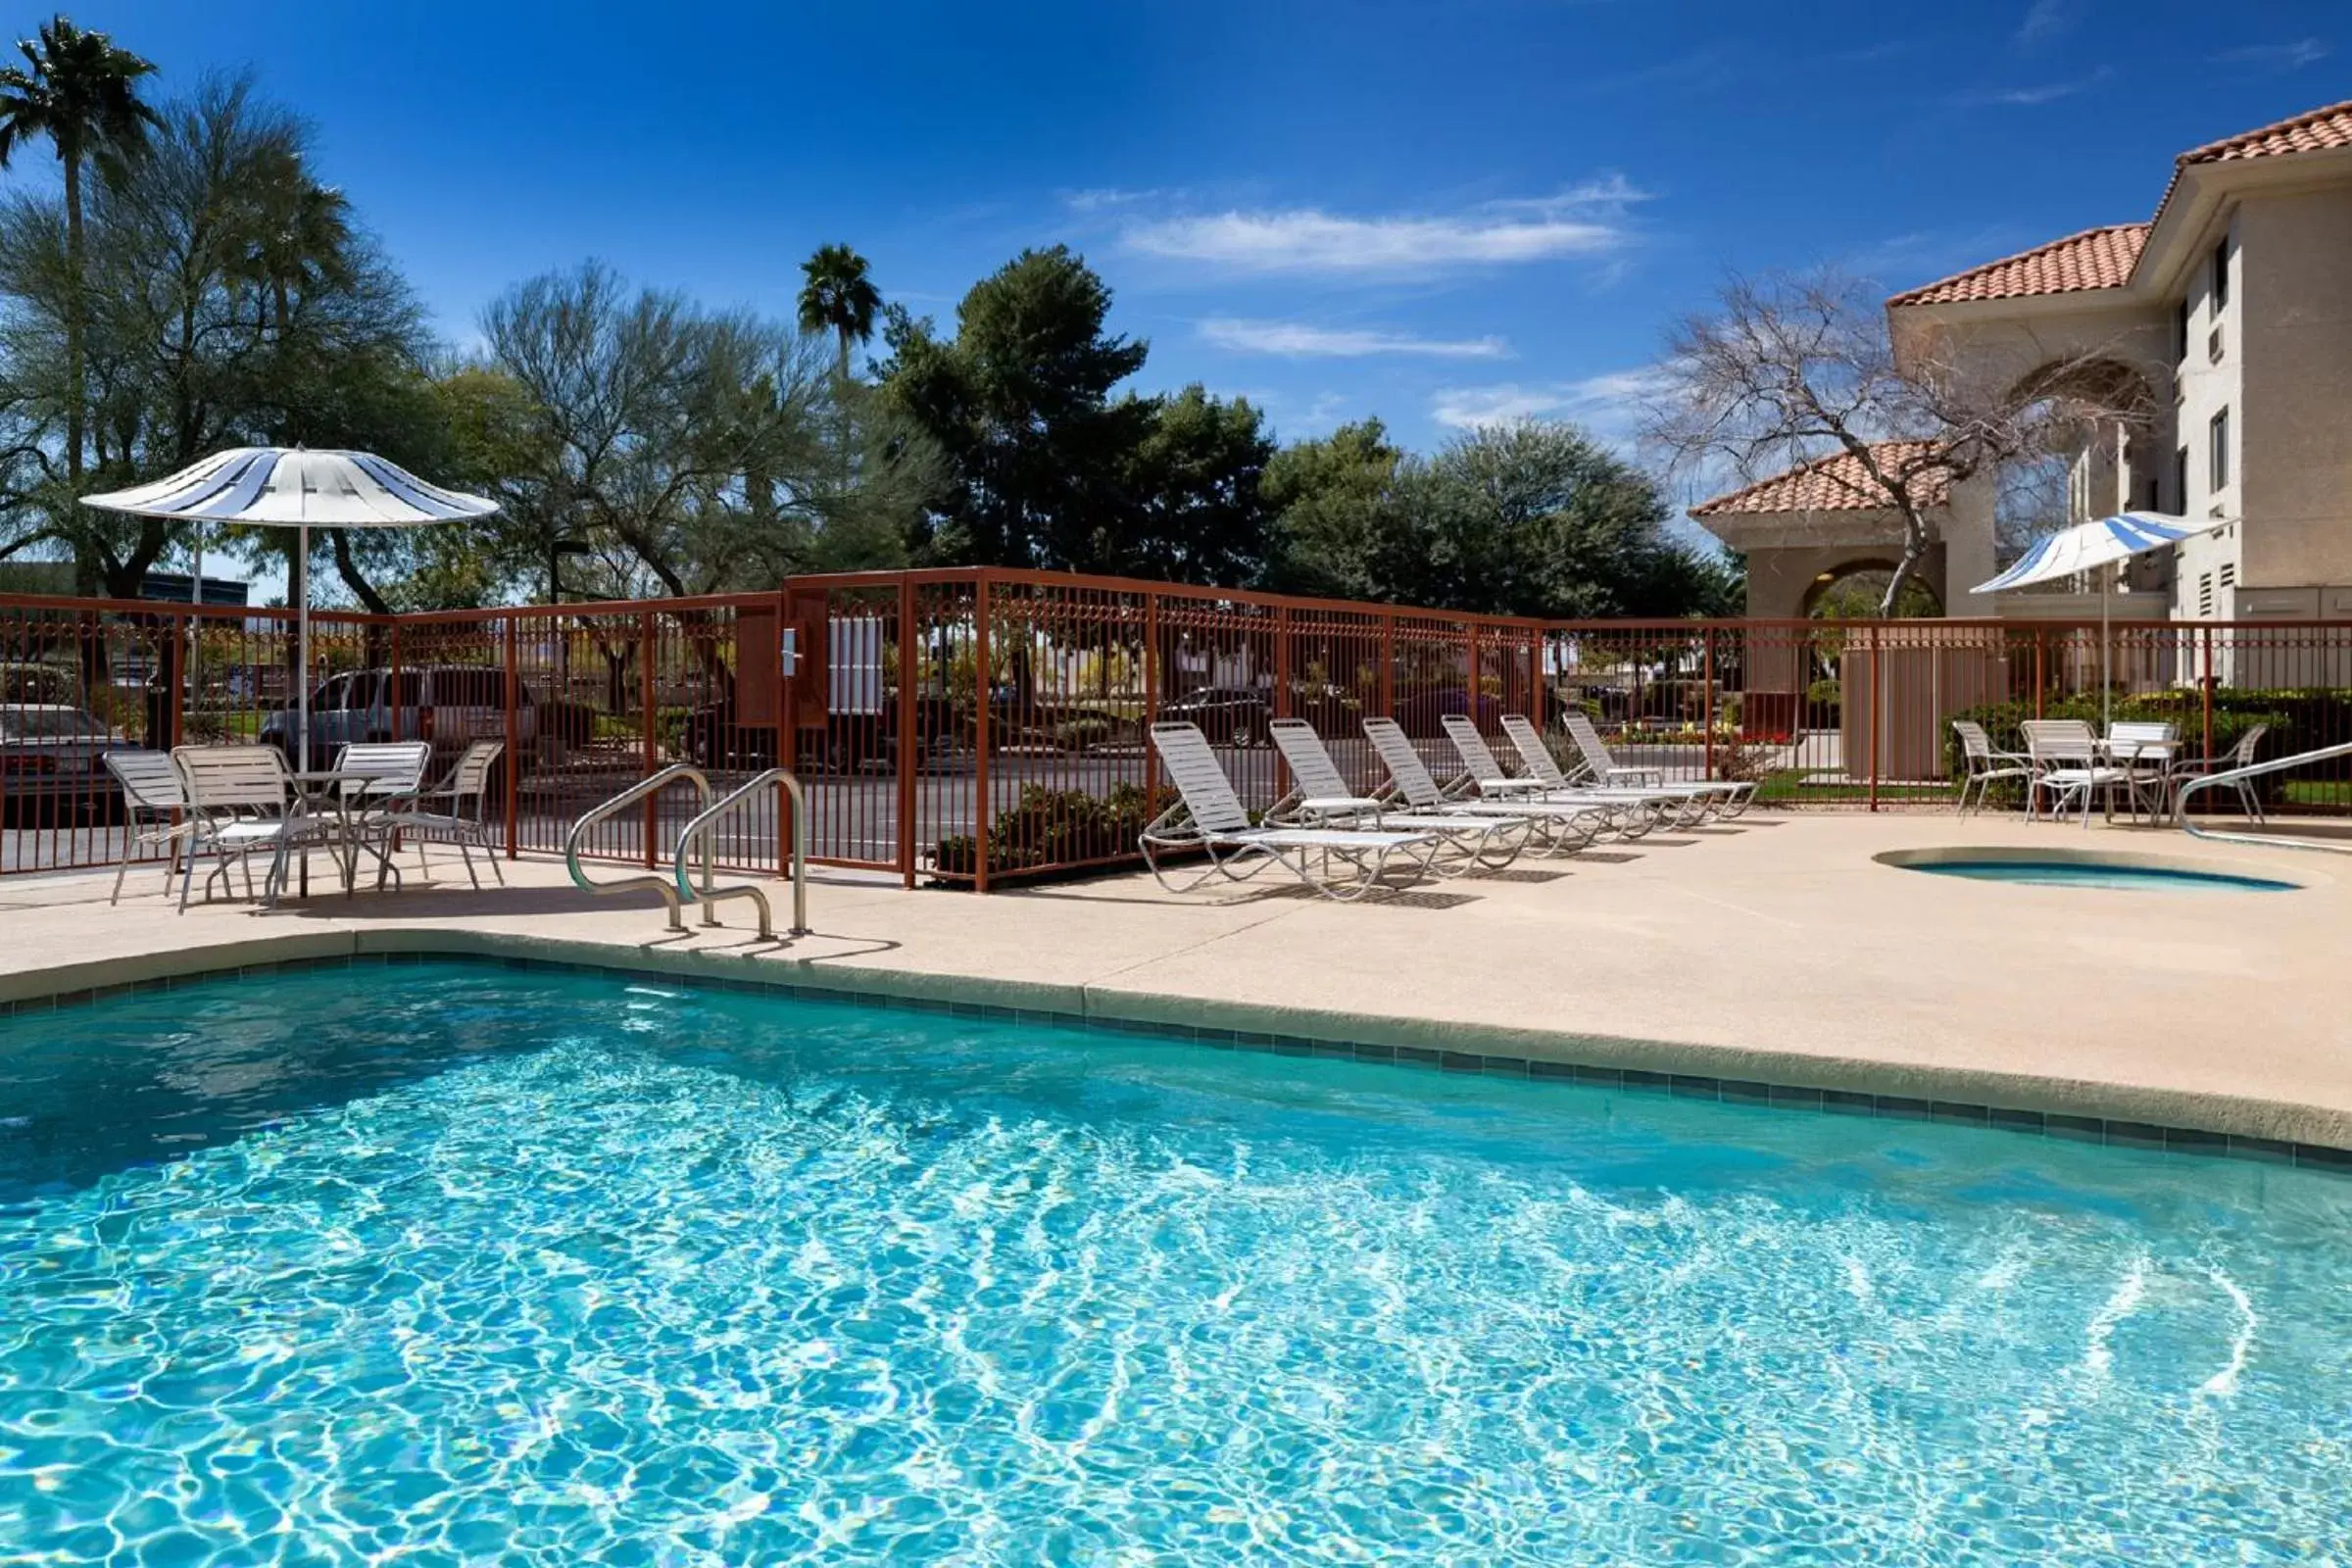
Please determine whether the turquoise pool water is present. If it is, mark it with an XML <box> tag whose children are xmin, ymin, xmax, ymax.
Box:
<box><xmin>4</xmin><ymin>965</ymin><xmax>2350</xmax><ymax>1564</ymax></box>
<box><xmin>1903</xmin><ymin>858</ymin><xmax>2300</xmax><ymax>893</ymax></box>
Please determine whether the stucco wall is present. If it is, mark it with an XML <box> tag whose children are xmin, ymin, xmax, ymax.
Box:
<box><xmin>2239</xmin><ymin>188</ymin><xmax>2352</xmax><ymax>588</ymax></box>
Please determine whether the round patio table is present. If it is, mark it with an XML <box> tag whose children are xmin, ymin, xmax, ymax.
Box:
<box><xmin>289</xmin><ymin>769</ymin><xmax>417</xmax><ymax>897</ymax></box>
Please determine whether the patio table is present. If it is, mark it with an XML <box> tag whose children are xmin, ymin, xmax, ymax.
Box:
<box><xmin>2093</xmin><ymin>737</ymin><xmax>2180</xmax><ymax>822</ymax></box>
<box><xmin>289</xmin><ymin>769</ymin><xmax>420</xmax><ymax>897</ymax></box>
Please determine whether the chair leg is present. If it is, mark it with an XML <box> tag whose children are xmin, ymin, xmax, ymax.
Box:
<box><xmin>485</xmin><ymin>832</ymin><xmax>506</xmax><ymax>886</ymax></box>
<box><xmin>109</xmin><ymin>828</ymin><xmax>135</xmax><ymax>907</ymax></box>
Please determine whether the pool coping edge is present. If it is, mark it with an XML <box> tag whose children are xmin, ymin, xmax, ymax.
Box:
<box><xmin>5</xmin><ymin>926</ymin><xmax>2348</xmax><ymax>1175</ymax></box>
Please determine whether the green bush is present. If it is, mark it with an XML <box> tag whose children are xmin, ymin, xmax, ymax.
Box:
<box><xmin>1942</xmin><ymin>687</ymin><xmax>2348</xmax><ymax>805</ymax></box>
<box><xmin>1805</xmin><ymin>677</ymin><xmax>1843</xmax><ymax>724</ymax></box>
<box><xmin>933</xmin><ymin>781</ymin><xmax>1172</xmax><ymax>878</ymax></box>
<box><xmin>1052</xmin><ymin>715</ymin><xmax>1116</xmax><ymax>754</ymax></box>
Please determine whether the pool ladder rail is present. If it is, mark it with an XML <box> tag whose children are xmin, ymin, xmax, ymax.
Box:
<box><xmin>564</xmin><ymin>762</ymin><xmax>811</xmax><ymax>939</ymax></box>
<box><xmin>2176</xmin><ymin>738</ymin><xmax>2352</xmax><ymax>856</ymax></box>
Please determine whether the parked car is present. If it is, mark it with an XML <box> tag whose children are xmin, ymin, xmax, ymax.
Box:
<box><xmin>0</xmin><ymin>662</ymin><xmax>118</xmax><ymax>820</ymax></box>
<box><xmin>1160</xmin><ymin>686</ymin><xmax>1271</xmax><ymax>747</ymax></box>
<box><xmin>258</xmin><ymin>665</ymin><xmax>594</xmax><ymax>766</ymax></box>
<box><xmin>1388</xmin><ymin>688</ymin><xmax>1504</xmax><ymax>739</ymax></box>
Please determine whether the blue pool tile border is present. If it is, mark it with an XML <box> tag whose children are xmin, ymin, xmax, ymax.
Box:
<box><xmin>10</xmin><ymin>949</ymin><xmax>2352</xmax><ymax>1177</ymax></box>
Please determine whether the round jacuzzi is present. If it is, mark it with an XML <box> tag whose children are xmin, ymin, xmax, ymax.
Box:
<box><xmin>1876</xmin><ymin>846</ymin><xmax>2305</xmax><ymax>893</ymax></box>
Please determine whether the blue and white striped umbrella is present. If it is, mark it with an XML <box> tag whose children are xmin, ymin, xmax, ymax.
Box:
<box><xmin>1973</xmin><ymin>511</ymin><xmax>2225</xmax><ymax>594</ymax></box>
<box><xmin>81</xmin><ymin>448</ymin><xmax>501</xmax><ymax>770</ymax></box>
<box><xmin>80</xmin><ymin>446</ymin><xmax>499</xmax><ymax>528</ymax></box>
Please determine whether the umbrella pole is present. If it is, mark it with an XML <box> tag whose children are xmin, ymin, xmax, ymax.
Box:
<box><xmin>297</xmin><ymin>522</ymin><xmax>311</xmax><ymax>773</ymax></box>
<box><xmin>2101</xmin><ymin>574</ymin><xmax>2112</xmax><ymax>734</ymax></box>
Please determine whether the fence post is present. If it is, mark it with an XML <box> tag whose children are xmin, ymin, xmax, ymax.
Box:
<box><xmin>1142</xmin><ymin>591</ymin><xmax>1160</xmax><ymax>813</ymax></box>
<box><xmin>779</xmin><ymin>594</ymin><xmax>800</xmax><ymax>884</ymax></box>
<box><xmin>640</xmin><ymin>611</ymin><xmax>658</xmax><ymax>870</ymax></box>
<box><xmin>1866</xmin><ymin>624</ymin><xmax>1882</xmax><ymax>812</ymax></box>
<box><xmin>503</xmin><ymin>613</ymin><xmax>520</xmax><ymax>859</ymax></box>
<box><xmin>898</xmin><ymin>578</ymin><xmax>917</xmax><ymax>889</ymax></box>
<box><xmin>1379</xmin><ymin>612</ymin><xmax>1396</xmax><ymax>717</ymax></box>
<box><xmin>388</xmin><ymin>618</ymin><xmax>403</xmax><ymax>749</ymax></box>
<box><xmin>1274</xmin><ymin>606</ymin><xmax>1292</xmax><ymax>722</ymax></box>
<box><xmin>2200</xmin><ymin>623</ymin><xmax>2215</xmax><ymax>765</ymax></box>
<box><xmin>972</xmin><ymin>574</ymin><xmax>992</xmax><ymax>894</ymax></box>
<box><xmin>1702</xmin><ymin>625</ymin><xmax>1716</xmax><ymax>783</ymax></box>
<box><xmin>2033</xmin><ymin>629</ymin><xmax>2046</xmax><ymax>720</ymax></box>
<box><xmin>1527</xmin><ymin>630</ymin><xmax>1543</xmax><ymax>727</ymax></box>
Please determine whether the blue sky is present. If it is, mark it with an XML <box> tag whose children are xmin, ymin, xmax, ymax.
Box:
<box><xmin>24</xmin><ymin>0</ymin><xmax>2351</xmax><ymax>505</ymax></box>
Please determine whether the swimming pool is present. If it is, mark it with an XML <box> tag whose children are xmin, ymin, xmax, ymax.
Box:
<box><xmin>5</xmin><ymin>964</ymin><xmax>2349</xmax><ymax>1563</ymax></box>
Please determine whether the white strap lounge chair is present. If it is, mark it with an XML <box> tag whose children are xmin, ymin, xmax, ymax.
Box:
<box><xmin>101</xmin><ymin>750</ymin><xmax>195</xmax><ymax>906</ymax></box>
<box><xmin>1360</xmin><ymin>717</ymin><xmax>1609</xmax><ymax>854</ymax></box>
<box><xmin>2019</xmin><ymin>719</ymin><xmax>2132</xmax><ymax>826</ymax></box>
<box><xmin>170</xmin><ymin>744</ymin><xmax>339</xmax><ymax>910</ymax></box>
<box><xmin>1144</xmin><ymin>722</ymin><xmax>1437</xmax><ymax>901</ymax></box>
<box><xmin>1490</xmin><ymin>713</ymin><xmax>1691</xmax><ymax>830</ymax></box>
<box><xmin>1268</xmin><ymin>718</ymin><xmax>1529</xmax><ymax>874</ymax></box>
<box><xmin>1950</xmin><ymin>720</ymin><xmax>2031</xmax><ymax>816</ymax></box>
<box><xmin>1558</xmin><ymin>710</ymin><xmax>1755</xmax><ymax>816</ymax></box>
<box><xmin>1454</xmin><ymin>714</ymin><xmax>1687</xmax><ymax>831</ymax></box>
<box><xmin>378</xmin><ymin>740</ymin><xmax>507</xmax><ymax>889</ymax></box>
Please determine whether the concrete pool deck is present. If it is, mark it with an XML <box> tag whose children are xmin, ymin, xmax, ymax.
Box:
<box><xmin>1</xmin><ymin>812</ymin><xmax>2345</xmax><ymax>1152</ymax></box>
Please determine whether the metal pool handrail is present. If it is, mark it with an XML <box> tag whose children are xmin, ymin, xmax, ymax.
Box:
<box><xmin>2177</xmin><ymin>739</ymin><xmax>2352</xmax><ymax>855</ymax></box>
<box><xmin>673</xmin><ymin>767</ymin><xmax>810</xmax><ymax>940</ymax></box>
<box><xmin>564</xmin><ymin>762</ymin><xmax>712</xmax><ymax>930</ymax></box>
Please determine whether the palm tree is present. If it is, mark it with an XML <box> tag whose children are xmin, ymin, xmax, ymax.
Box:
<box><xmin>0</xmin><ymin>15</ymin><xmax>160</xmax><ymax>484</ymax></box>
<box><xmin>797</xmin><ymin>244</ymin><xmax>880</xmax><ymax>381</ymax></box>
<box><xmin>231</xmin><ymin>144</ymin><xmax>354</xmax><ymax>336</ymax></box>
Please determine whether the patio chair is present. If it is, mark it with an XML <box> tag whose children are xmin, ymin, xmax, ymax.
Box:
<box><xmin>1950</xmin><ymin>720</ymin><xmax>2031</xmax><ymax>816</ymax></box>
<box><xmin>327</xmin><ymin>741</ymin><xmax>435</xmax><ymax>891</ymax></box>
<box><xmin>1558</xmin><ymin>709</ymin><xmax>1755</xmax><ymax>817</ymax></box>
<box><xmin>170</xmin><ymin>745</ymin><xmax>339</xmax><ymax>910</ymax></box>
<box><xmin>2105</xmin><ymin>720</ymin><xmax>2178</xmax><ymax>818</ymax></box>
<box><xmin>378</xmin><ymin>740</ymin><xmax>507</xmax><ymax>889</ymax></box>
<box><xmin>2018</xmin><ymin>719</ymin><xmax>2132</xmax><ymax>827</ymax></box>
<box><xmin>1267</xmin><ymin>718</ymin><xmax>1529</xmax><ymax>874</ymax></box>
<box><xmin>1359</xmin><ymin>717</ymin><xmax>1613</xmax><ymax>852</ymax></box>
<box><xmin>1143</xmin><ymin>722</ymin><xmax>1437</xmax><ymax>901</ymax></box>
<box><xmin>1467</xmin><ymin>714</ymin><xmax>1699</xmax><ymax>831</ymax></box>
<box><xmin>2168</xmin><ymin>722</ymin><xmax>2269</xmax><ymax>823</ymax></box>
<box><xmin>101</xmin><ymin>750</ymin><xmax>195</xmax><ymax>906</ymax></box>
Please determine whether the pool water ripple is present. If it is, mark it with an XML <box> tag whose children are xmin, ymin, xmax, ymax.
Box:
<box><xmin>2</xmin><ymin>965</ymin><xmax>2349</xmax><ymax>1564</ymax></box>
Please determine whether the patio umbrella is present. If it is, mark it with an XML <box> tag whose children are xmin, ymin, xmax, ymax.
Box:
<box><xmin>81</xmin><ymin>448</ymin><xmax>501</xmax><ymax>769</ymax></box>
<box><xmin>1972</xmin><ymin>511</ymin><xmax>2230</xmax><ymax>729</ymax></box>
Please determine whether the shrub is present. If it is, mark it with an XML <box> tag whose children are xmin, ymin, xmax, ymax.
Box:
<box><xmin>933</xmin><ymin>781</ymin><xmax>1172</xmax><ymax>878</ymax></box>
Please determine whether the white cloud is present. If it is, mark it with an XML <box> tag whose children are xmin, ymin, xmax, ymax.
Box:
<box><xmin>1199</xmin><ymin>318</ymin><xmax>1509</xmax><ymax>360</ymax></box>
<box><xmin>2217</xmin><ymin>37</ymin><xmax>2329</xmax><ymax>71</ymax></box>
<box><xmin>1430</xmin><ymin>368</ymin><xmax>1671</xmax><ymax>438</ymax></box>
<box><xmin>1955</xmin><ymin>65</ymin><xmax>2112</xmax><ymax>107</ymax></box>
<box><xmin>1121</xmin><ymin>185</ymin><xmax>1641</xmax><ymax>274</ymax></box>
<box><xmin>2014</xmin><ymin>0</ymin><xmax>2073</xmax><ymax>44</ymax></box>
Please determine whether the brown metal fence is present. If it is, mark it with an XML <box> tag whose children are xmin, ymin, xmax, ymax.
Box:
<box><xmin>4</xmin><ymin>571</ymin><xmax>2349</xmax><ymax>884</ymax></box>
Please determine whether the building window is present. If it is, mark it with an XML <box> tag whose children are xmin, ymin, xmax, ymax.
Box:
<box><xmin>2174</xmin><ymin>298</ymin><xmax>2190</xmax><ymax>362</ymax></box>
<box><xmin>2199</xmin><ymin>572</ymin><xmax>2214</xmax><ymax>616</ymax></box>
<box><xmin>2211</xmin><ymin>236</ymin><xmax>2230</xmax><ymax>312</ymax></box>
<box><xmin>2219</xmin><ymin>562</ymin><xmax>2236</xmax><ymax>589</ymax></box>
<box><xmin>2209</xmin><ymin>408</ymin><xmax>2230</xmax><ymax>492</ymax></box>
<box><xmin>2174</xmin><ymin>445</ymin><xmax>2190</xmax><ymax>509</ymax></box>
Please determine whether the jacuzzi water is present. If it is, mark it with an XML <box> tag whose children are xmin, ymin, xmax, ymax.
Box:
<box><xmin>1902</xmin><ymin>858</ymin><xmax>2300</xmax><ymax>893</ymax></box>
<box><xmin>3</xmin><ymin>964</ymin><xmax>2349</xmax><ymax>1564</ymax></box>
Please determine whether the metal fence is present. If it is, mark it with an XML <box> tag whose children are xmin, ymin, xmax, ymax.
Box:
<box><xmin>4</xmin><ymin>571</ymin><xmax>2349</xmax><ymax>884</ymax></box>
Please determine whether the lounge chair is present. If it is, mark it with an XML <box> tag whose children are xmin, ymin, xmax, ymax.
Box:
<box><xmin>1558</xmin><ymin>710</ymin><xmax>1755</xmax><ymax>817</ymax></box>
<box><xmin>1144</xmin><ymin>722</ymin><xmax>1438</xmax><ymax>900</ymax></box>
<box><xmin>377</xmin><ymin>740</ymin><xmax>507</xmax><ymax>889</ymax></box>
<box><xmin>1359</xmin><ymin>717</ymin><xmax>1610</xmax><ymax>853</ymax></box>
<box><xmin>2019</xmin><ymin>719</ymin><xmax>2132</xmax><ymax>826</ymax></box>
<box><xmin>170</xmin><ymin>745</ymin><xmax>340</xmax><ymax>910</ymax></box>
<box><xmin>101</xmin><ymin>751</ymin><xmax>196</xmax><ymax>906</ymax></box>
<box><xmin>1267</xmin><ymin>718</ymin><xmax>1529</xmax><ymax>874</ymax></box>
<box><xmin>1950</xmin><ymin>720</ymin><xmax>2031</xmax><ymax>816</ymax></box>
<box><xmin>1466</xmin><ymin>714</ymin><xmax>1691</xmax><ymax>832</ymax></box>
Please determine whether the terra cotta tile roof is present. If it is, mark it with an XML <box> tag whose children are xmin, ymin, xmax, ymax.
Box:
<box><xmin>1690</xmin><ymin>442</ymin><xmax>1948</xmax><ymax>517</ymax></box>
<box><xmin>1891</xmin><ymin>98</ymin><xmax>2352</xmax><ymax>311</ymax></box>
<box><xmin>1886</xmin><ymin>224</ymin><xmax>2149</xmax><ymax>308</ymax></box>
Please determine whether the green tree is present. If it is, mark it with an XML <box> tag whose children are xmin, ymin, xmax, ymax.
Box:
<box><xmin>227</xmin><ymin>143</ymin><xmax>352</xmax><ymax>337</ymax></box>
<box><xmin>1113</xmin><ymin>383</ymin><xmax>1271</xmax><ymax>584</ymax></box>
<box><xmin>795</xmin><ymin>243</ymin><xmax>879</xmax><ymax>381</ymax></box>
<box><xmin>0</xmin><ymin>13</ymin><xmax>159</xmax><ymax>506</ymax></box>
<box><xmin>1258</xmin><ymin>417</ymin><xmax>1402</xmax><ymax>599</ymax></box>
